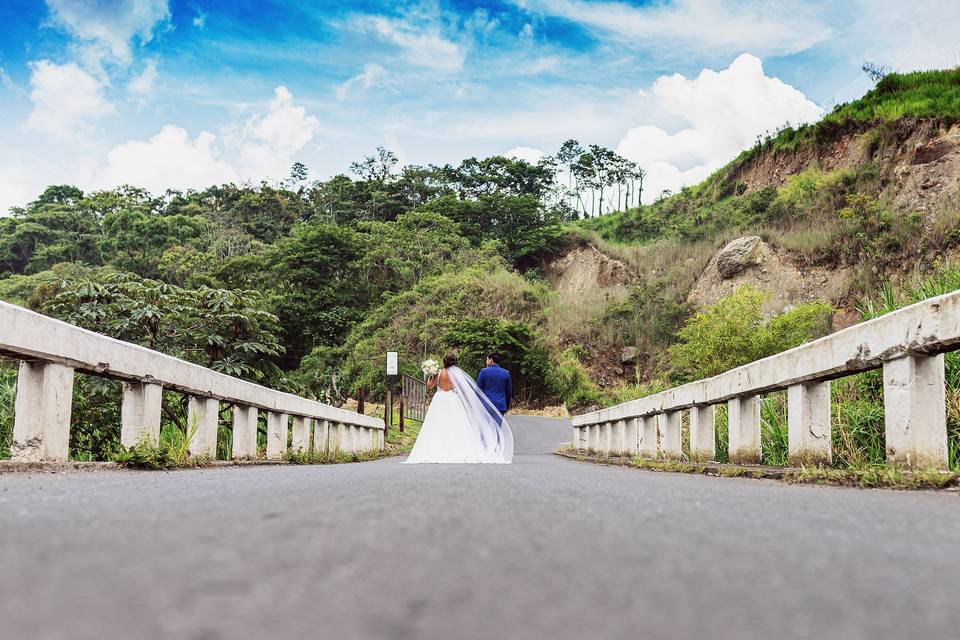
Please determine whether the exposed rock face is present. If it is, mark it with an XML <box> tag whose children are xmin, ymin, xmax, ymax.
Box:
<box><xmin>689</xmin><ymin>238</ymin><xmax>848</xmax><ymax>316</ymax></box>
<box><xmin>723</xmin><ymin>119</ymin><xmax>960</xmax><ymax>216</ymax></box>
<box><xmin>620</xmin><ymin>346</ymin><xmax>639</xmax><ymax>364</ymax></box>
<box><xmin>543</xmin><ymin>244</ymin><xmax>632</xmax><ymax>296</ymax></box>
<box><xmin>716</xmin><ymin>236</ymin><xmax>761</xmax><ymax>279</ymax></box>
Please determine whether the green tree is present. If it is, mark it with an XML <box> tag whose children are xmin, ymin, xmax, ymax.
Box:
<box><xmin>44</xmin><ymin>273</ymin><xmax>283</xmax><ymax>381</ymax></box>
<box><xmin>358</xmin><ymin>210</ymin><xmax>471</xmax><ymax>292</ymax></box>
<box><xmin>270</xmin><ymin>222</ymin><xmax>370</xmax><ymax>365</ymax></box>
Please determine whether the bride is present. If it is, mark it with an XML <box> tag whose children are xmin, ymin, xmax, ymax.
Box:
<box><xmin>404</xmin><ymin>354</ymin><xmax>514</xmax><ymax>464</ymax></box>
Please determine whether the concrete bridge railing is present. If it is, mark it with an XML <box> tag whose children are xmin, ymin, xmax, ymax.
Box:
<box><xmin>0</xmin><ymin>301</ymin><xmax>384</xmax><ymax>462</ymax></box>
<box><xmin>572</xmin><ymin>290</ymin><xmax>960</xmax><ymax>469</ymax></box>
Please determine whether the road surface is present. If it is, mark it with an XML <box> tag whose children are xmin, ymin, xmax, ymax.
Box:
<box><xmin>1</xmin><ymin>416</ymin><xmax>958</xmax><ymax>639</ymax></box>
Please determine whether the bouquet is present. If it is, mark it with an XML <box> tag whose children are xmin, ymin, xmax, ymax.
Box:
<box><xmin>421</xmin><ymin>358</ymin><xmax>441</xmax><ymax>378</ymax></box>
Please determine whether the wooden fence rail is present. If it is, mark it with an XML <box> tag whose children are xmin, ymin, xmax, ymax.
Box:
<box><xmin>0</xmin><ymin>301</ymin><xmax>384</xmax><ymax>462</ymax></box>
<box><xmin>571</xmin><ymin>289</ymin><xmax>960</xmax><ymax>469</ymax></box>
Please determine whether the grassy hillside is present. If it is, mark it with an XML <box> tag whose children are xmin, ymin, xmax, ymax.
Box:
<box><xmin>559</xmin><ymin>68</ymin><xmax>960</xmax><ymax>418</ymax></box>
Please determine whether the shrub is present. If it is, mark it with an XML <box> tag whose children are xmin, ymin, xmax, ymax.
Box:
<box><xmin>547</xmin><ymin>347</ymin><xmax>603</xmax><ymax>409</ymax></box>
<box><xmin>667</xmin><ymin>286</ymin><xmax>833</xmax><ymax>383</ymax></box>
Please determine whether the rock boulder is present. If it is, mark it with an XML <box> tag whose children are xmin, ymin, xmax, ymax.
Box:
<box><xmin>716</xmin><ymin>236</ymin><xmax>761</xmax><ymax>279</ymax></box>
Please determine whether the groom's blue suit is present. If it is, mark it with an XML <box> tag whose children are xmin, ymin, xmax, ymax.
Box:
<box><xmin>477</xmin><ymin>363</ymin><xmax>512</xmax><ymax>413</ymax></box>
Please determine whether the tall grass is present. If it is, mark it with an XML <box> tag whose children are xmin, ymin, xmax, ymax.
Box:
<box><xmin>760</xmin><ymin>392</ymin><xmax>789</xmax><ymax>466</ymax></box>
<box><xmin>824</xmin><ymin>68</ymin><xmax>960</xmax><ymax>123</ymax></box>
<box><xmin>0</xmin><ymin>360</ymin><xmax>16</xmax><ymax>459</ymax></box>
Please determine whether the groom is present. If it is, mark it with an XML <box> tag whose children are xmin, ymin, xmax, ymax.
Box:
<box><xmin>477</xmin><ymin>352</ymin><xmax>512</xmax><ymax>414</ymax></box>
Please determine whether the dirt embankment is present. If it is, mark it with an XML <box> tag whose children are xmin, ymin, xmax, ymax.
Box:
<box><xmin>688</xmin><ymin>237</ymin><xmax>849</xmax><ymax>316</ymax></box>
<box><xmin>725</xmin><ymin>118</ymin><xmax>960</xmax><ymax>214</ymax></box>
<box><xmin>541</xmin><ymin>243</ymin><xmax>632</xmax><ymax>300</ymax></box>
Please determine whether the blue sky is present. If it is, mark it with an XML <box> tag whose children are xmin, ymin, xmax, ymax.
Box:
<box><xmin>1</xmin><ymin>0</ymin><xmax>958</xmax><ymax>213</ymax></box>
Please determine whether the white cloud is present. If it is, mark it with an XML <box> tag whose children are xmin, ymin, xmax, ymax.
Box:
<box><xmin>355</xmin><ymin>14</ymin><xmax>465</xmax><ymax>72</ymax></box>
<box><xmin>25</xmin><ymin>60</ymin><xmax>114</xmax><ymax>136</ymax></box>
<box><xmin>517</xmin><ymin>0</ymin><xmax>832</xmax><ymax>58</ymax></box>
<box><xmin>335</xmin><ymin>63</ymin><xmax>386</xmax><ymax>100</ymax></box>
<box><xmin>505</xmin><ymin>146</ymin><xmax>546</xmax><ymax>164</ymax></box>
<box><xmin>95</xmin><ymin>125</ymin><xmax>237</xmax><ymax>192</ymax></box>
<box><xmin>127</xmin><ymin>58</ymin><xmax>158</xmax><ymax>98</ymax></box>
<box><xmin>616</xmin><ymin>54</ymin><xmax>823</xmax><ymax>201</ymax></box>
<box><xmin>193</xmin><ymin>11</ymin><xmax>206</xmax><ymax>29</ymax></box>
<box><xmin>233</xmin><ymin>86</ymin><xmax>320</xmax><ymax>178</ymax></box>
<box><xmin>0</xmin><ymin>165</ymin><xmax>39</xmax><ymax>215</ymax></box>
<box><xmin>93</xmin><ymin>86</ymin><xmax>319</xmax><ymax>193</ymax></box>
<box><xmin>45</xmin><ymin>0</ymin><xmax>171</xmax><ymax>66</ymax></box>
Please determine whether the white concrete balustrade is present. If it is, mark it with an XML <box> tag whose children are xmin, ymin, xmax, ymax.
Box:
<box><xmin>0</xmin><ymin>301</ymin><xmax>384</xmax><ymax>462</ymax></box>
<box><xmin>571</xmin><ymin>290</ymin><xmax>960</xmax><ymax>470</ymax></box>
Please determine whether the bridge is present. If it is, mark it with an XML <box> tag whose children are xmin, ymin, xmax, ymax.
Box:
<box><xmin>2</xmin><ymin>296</ymin><xmax>960</xmax><ymax>638</ymax></box>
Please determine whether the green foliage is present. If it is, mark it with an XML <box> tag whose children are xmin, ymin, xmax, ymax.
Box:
<box><xmin>43</xmin><ymin>273</ymin><xmax>283</xmax><ymax>382</ymax></box>
<box><xmin>667</xmin><ymin>286</ymin><xmax>833</xmax><ymax>383</ymax></box>
<box><xmin>824</xmin><ymin>68</ymin><xmax>960</xmax><ymax>123</ymax></box>
<box><xmin>68</xmin><ymin>375</ymin><xmax>122</xmax><ymax>461</ymax></box>
<box><xmin>114</xmin><ymin>424</ymin><xmax>207</xmax><ymax>470</ymax></box>
<box><xmin>836</xmin><ymin>193</ymin><xmax>922</xmax><ymax>265</ymax></box>
<box><xmin>338</xmin><ymin>260</ymin><xmax>549</xmax><ymax>400</ymax></box>
<box><xmin>269</xmin><ymin>222</ymin><xmax>370</xmax><ymax>364</ymax></box>
<box><xmin>760</xmin><ymin>392</ymin><xmax>789</xmax><ymax>466</ymax></box>
<box><xmin>358</xmin><ymin>210</ymin><xmax>471</xmax><ymax>292</ymax></box>
<box><xmin>601</xmin><ymin>279</ymin><xmax>692</xmax><ymax>376</ymax></box>
<box><xmin>0</xmin><ymin>361</ymin><xmax>15</xmax><ymax>459</ymax></box>
<box><xmin>418</xmin><ymin>193</ymin><xmax>565</xmax><ymax>262</ymax></box>
<box><xmin>546</xmin><ymin>347</ymin><xmax>602</xmax><ymax>408</ymax></box>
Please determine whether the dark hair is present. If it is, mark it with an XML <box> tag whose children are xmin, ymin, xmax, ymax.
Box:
<box><xmin>443</xmin><ymin>353</ymin><xmax>458</xmax><ymax>368</ymax></box>
<box><xmin>487</xmin><ymin>353</ymin><xmax>500</xmax><ymax>363</ymax></box>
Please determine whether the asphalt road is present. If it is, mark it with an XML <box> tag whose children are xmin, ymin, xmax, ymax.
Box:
<box><xmin>2</xmin><ymin>415</ymin><xmax>959</xmax><ymax>640</ymax></box>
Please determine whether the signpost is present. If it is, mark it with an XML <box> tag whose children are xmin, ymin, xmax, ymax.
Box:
<box><xmin>385</xmin><ymin>351</ymin><xmax>399</xmax><ymax>432</ymax></box>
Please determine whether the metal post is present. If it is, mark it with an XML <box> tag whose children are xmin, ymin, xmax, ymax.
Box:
<box><xmin>385</xmin><ymin>389</ymin><xmax>393</xmax><ymax>433</ymax></box>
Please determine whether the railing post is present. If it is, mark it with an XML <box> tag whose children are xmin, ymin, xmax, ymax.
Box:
<box><xmin>787</xmin><ymin>381</ymin><xmax>832</xmax><ymax>466</ymax></box>
<box><xmin>231</xmin><ymin>405</ymin><xmax>258</xmax><ymax>459</ymax></box>
<box><xmin>187</xmin><ymin>396</ymin><xmax>219</xmax><ymax>457</ymax></box>
<box><xmin>11</xmin><ymin>361</ymin><xmax>75</xmax><ymax>462</ymax></box>
<box><xmin>291</xmin><ymin>416</ymin><xmax>310</xmax><ymax>453</ymax></box>
<box><xmin>587</xmin><ymin>423</ymin><xmax>599</xmax><ymax>451</ymax></box>
<box><xmin>331</xmin><ymin>423</ymin><xmax>346</xmax><ymax>456</ymax></box>
<box><xmin>571</xmin><ymin>426</ymin><xmax>580</xmax><ymax>450</ymax></box>
<box><xmin>883</xmin><ymin>354</ymin><xmax>948</xmax><ymax>469</ymax></box>
<box><xmin>349</xmin><ymin>425</ymin><xmax>360</xmax><ymax>453</ymax></box>
<box><xmin>600</xmin><ymin>422</ymin><xmax>613</xmax><ymax>454</ymax></box>
<box><xmin>314</xmin><ymin>419</ymin><xmax>330</xmax><ymax>456</ymax></box>
<box><xmin>728</xmin><ymin>395</ymin><xmax>761</xmax><ymax>464</ymax></box>
<box><xmin>265</xmin><ymin>412</ymin><xmax>288</xmax><ymax>459</ymax></box>
<box><xmin>689</xmin><ymin>405</ymin><xmax>715</xmax><ymax>462</ymax></box>
<box><xmin>623</xmin><ymin>418</ymin><xmax>639</xmax><ymax>456</ymax></box>
<box><xmin>610</xmin><ymin>420</ymin><xmax>625</xmax><ymax>455</ymax></box>
<box><xmin>639</xmin><ymin>415</ymin><xmax>657</xmax><ymax>458</ymax></box>
<box><xmin>120</xmin><ymin>381</ymin><xmax>163</xmax><ymax>448</ymax></box>
<box><xmin>658</xmin><ymin>412</ymin><xmax>682</xmax><ymax>460</ymax></box>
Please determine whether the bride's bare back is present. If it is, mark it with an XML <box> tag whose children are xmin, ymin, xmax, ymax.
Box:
<box><xmin>427</xmin><ymin>368</ymin><xmax>455</xmax><ymax>392</ymax></box>
<box><xmin>438</xmin><ymin>368</ymin><xmax>454</xmax><ymax>391</ymax></box>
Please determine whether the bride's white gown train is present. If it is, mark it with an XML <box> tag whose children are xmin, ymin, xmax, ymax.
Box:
<box><xmin>404</xmin><ymin>367</ymin><xmax>513</xmax><ymax>464</ymax></box>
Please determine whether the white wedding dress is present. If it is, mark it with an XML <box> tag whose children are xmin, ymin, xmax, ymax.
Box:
<box><xmin>404</xmin><ymin>366</ymin><xmax>513</xmax><ymax>464</ymax></box>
